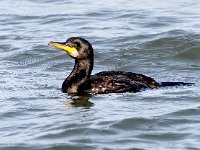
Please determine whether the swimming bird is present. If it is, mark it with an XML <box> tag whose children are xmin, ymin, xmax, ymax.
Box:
<box><xmin>48</xmin><ymin>37</ymin><xmax>193</xmax><ymax>95</ymax></box>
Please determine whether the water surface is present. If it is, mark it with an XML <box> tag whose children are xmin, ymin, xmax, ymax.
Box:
<box><xmin>0</xmin><ymin>0</ymin><xmax>200</xmax><ymax>149</ymax></box>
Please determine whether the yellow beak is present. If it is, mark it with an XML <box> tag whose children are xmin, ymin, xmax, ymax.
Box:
<box><xmin>48</xmin><ymin>41</ymin><xmax>77</xmax><ymax>54</ymax></box>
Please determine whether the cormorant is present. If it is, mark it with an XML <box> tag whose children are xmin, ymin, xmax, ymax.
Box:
<box><xmin>48</xmin><ymin>37</ymin><xmax>193</xmax><ymax>95</ymax></box>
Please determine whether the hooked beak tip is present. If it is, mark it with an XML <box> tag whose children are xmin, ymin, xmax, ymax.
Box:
<box><xmin>48</xmin><ymin>41</ymin><xmax>54</xmax><ymax>46</ymax></box>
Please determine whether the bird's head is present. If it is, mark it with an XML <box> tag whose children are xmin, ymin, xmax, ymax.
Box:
<box><xmin>48</xmin><ymin>37</ymin><xmax>93</xmax><ymax>59</ymax></box>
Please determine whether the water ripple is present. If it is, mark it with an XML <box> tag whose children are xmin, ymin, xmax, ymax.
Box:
<box><xmin>0</xmin><ymin>0</ymin><xmax>200</xmax><ymax>149</ymax></box>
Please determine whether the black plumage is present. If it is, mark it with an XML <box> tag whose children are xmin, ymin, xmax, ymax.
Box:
<box><xmin>48</xmin><ymin>37</ymin><xmax>193</xmax><ymax>95</ymax></box>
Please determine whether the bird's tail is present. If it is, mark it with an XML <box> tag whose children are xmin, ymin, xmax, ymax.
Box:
<box><xmin>159</xmin><ymin>82</ymin><xmax>194</xmax><ymax>87</ymax></box>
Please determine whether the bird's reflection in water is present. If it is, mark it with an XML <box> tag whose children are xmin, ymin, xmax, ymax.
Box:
<box><xmin>66</xmin><ymin>95</ymin><xmax>94</xmax><ymax>108</ymax></box>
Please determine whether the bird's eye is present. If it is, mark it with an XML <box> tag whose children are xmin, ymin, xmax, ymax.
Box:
<box><xmin>74</xmin><ymin>42</ymin><xmax>80</xmax><ymax>48</ymax></box>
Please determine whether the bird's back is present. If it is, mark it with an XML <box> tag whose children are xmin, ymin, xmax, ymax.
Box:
<box><xmin>79</xmin><ymin>71</ymin><xmax>159</xmax><ymax>94</ymax></box>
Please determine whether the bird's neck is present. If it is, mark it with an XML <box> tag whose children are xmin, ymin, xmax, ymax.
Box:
<box><xmin>62</xmin><ymin>58</ymin><xmax>93</xmax><ymax>94</ymax></box>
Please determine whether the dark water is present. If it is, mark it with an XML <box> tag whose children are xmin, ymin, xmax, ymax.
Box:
<box><xmin>0</xmin><ymin>0</ymin><xmax>200</xmax><ymax>149</ymax></box>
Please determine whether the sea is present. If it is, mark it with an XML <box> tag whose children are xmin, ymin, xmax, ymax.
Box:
<box><xmin>0</xmin><ymin>0</ymin><xmax>200</xmax><ymax>149</ymax></box>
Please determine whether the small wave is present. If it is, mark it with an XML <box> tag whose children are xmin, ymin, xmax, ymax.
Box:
<box><xmin>173</xmin><ymin>46</ymin><xmax>200</xmax><ymax>61</ymax></box>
